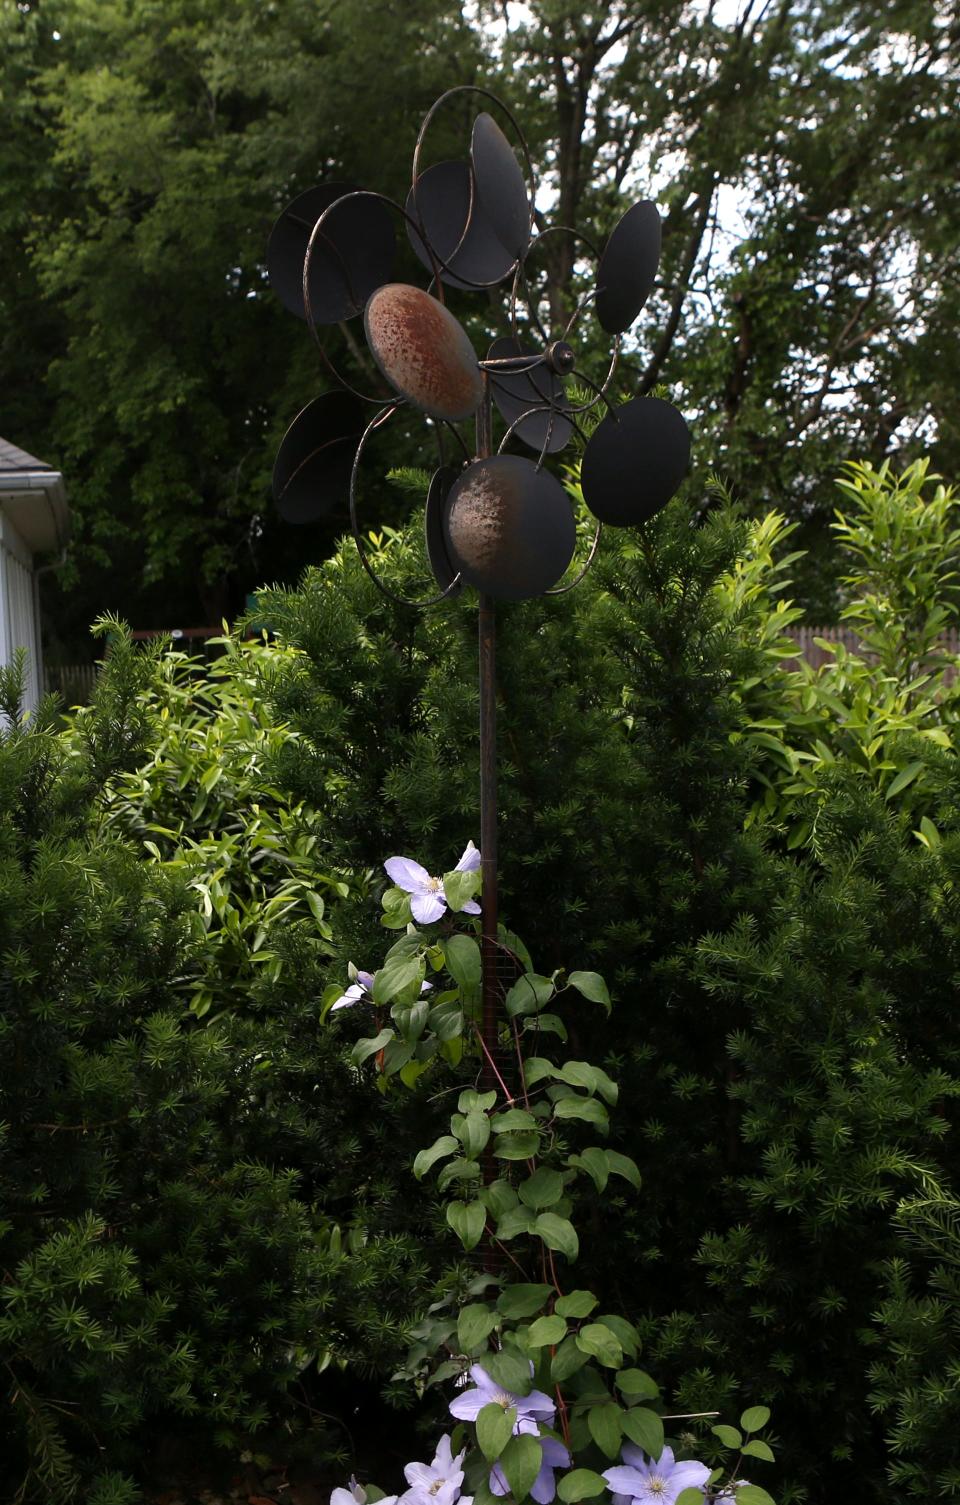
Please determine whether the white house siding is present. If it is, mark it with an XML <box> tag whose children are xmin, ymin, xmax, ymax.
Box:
<box><xmin>0</xmin><ymin>516</ymin><xmax>42</xmax><ymax>710</ymax></box>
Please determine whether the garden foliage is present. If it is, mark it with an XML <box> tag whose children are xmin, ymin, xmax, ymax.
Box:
<box><xmin>0</xmin><ymin>635</ymin><xmax>432</xmax><ymax>1502</ymax></box>
<box><xmin>3</xmin><ymin>462</ymin><xmax>960</xmax><ymax>1501</ymax></box>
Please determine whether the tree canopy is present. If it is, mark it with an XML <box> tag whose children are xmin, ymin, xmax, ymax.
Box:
<box><xmin>1</xmin><ymin>0</ymin><xmax>957</xmax><ymax>646</ymax></box>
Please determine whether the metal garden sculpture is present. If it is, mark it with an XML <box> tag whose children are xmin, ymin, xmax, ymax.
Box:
<box><xmin>266</xmin><ymin>86</ymin><xmax>691</xmax><ymax>1083</ymax></box>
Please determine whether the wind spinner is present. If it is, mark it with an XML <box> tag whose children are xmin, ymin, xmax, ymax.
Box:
<box><xmin>266</xmin><ymin>85</ymin><xmax>691</xmax><ymax>1082</ymax></box>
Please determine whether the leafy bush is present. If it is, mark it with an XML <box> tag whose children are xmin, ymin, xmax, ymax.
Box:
<box><xmin>80</xmin><ymin>631</ymin><xmax>356</xmax><ymax>1020</ymax></box>
<box><xmin>253</xmin><ymin>463</ymin><xmax>960</xmax><ymax>1503</ymax></box>
<box><xmin>0</xmin><ymin>639</ymin><xmax>430</xmax><ymax>1501</ymax></box>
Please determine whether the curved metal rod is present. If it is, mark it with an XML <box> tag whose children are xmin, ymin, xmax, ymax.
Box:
<box><xmin>545</xmin><ymin>518</ymin><xmax>603</xmax><ymax>595</ymax></box>
<box><xmin>566</xmin><ymin>365</ymin><xmax>622</xmax><ymax>420</ymax></box>
<box><xmin>510</xmin><ymin>256</ymin><xmax>551</xmax><ymax>346</ymax></box>
<box><xmin>512</xmin><ymin>223</ymin><xmax>604</xmax><ymax>345</ymax></box>
<box><xmin>302</xmin><ymin>188</ymin><xmax>449</xmax><ymax>405</ymax></box>
<box><xmin>495</xmin><ymin>401</ymin><xmax>588</xmax><ymax>456</ymax></box>
<box><xmin>349</xmin><ymin>400</ymin><xmax>463</xmax><ymax>609</ymax></box>
<box><xmin>413</xmin><ymin>156</ymin><xmax>520</xmax><ymax>295</ymax></box>
<box><xmin>411</xmin><ymin>84</ymin><xmax>538</xmax><ymax>228</ymax></box>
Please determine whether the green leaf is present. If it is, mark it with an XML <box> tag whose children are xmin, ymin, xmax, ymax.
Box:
<box><xmin>527</xmin><ymin>1314</ymin><xmax>567</xmax><ymax>1347</ymax></box>
<box><xmin>742</xmin><ymin>1441</ymin><xmax>775</xmax><ymax>1463</ymax></box>
<box><xmin>496</xmin><ymin>1206</ymin><xmax>536</xmax><ymax>1240</ymax></box>
<box><xmin>457</xmin><ymin>1109</ymin><xmax>491</xmax><ymax>1159</ymax></box>
<box><xmin>740</xmin><ymin>1405</ymin><xmax>771</xmax><ymax>1433</ymax></box>
<box><xmin>500</xmin><ymin>1433</ymin><xmax>542</xmax><ymax>1502</ymax></box>
<box><xmin>505</xmin><ymin>973</ymin><xmax>555</xmax><ymax>1017</ymax></box>
<box><xmin>534</xmin><ymin>1212</ymin><xmax>579</xmax><ymax>1260</ymax></box>
<box><xmin>526</xmin><ymin>1012</ymin><xmax>567</xmax><ymax>1041</ymax></box>
<box><xmin>555</xmin><ymin>1290</ymin><xmax>597</xmax><ymax>1319</ymax></box>
<box><xmin>567</xmin><ymin>971</ymin><xmax>611</xmax><ymax>1012</ymax></box>
<box><xmin>557</xmin><ymin>1061</ymin><xmax>618</xmax><ymax>1103</ymax></box>
<box><xmin>557</xmin><ymin>1469</ymin><xmax>607</xmax><ymax>1501</ymax></box>
<box><xmin>554</xmin><ymin>1096</ymin><xmax>609</xmax><ymax>1127</ymax></box>
<box><xmin>621</xmin><ymin>1407</ymin><xmax>664</xmax><ymax>1459</ymax></box>
<box><xmin>676</xmin><ymin>1491</ymin><xmax>706</xmax><ymax>1505</ymax></box>
<box><xmin>615</xmin><ymin>1369</ymin><xmax>659</xmax><ymax>1399</ymax></box>
<box><xmin>458</xmin><ymin>1304</ymin><xmax>498</xmax><ymax>1351</ymax></box>
<box><xmin>351</xmin><ymin>1028</ymin><xmax>394</xmax><ymax>1065</ymax></box>
<box><xmin>518</xmin><ymin>1167</ymin><xmax>565</xmax><ymax>1210</ymax></box>
<box><xmin>492</xmin><ymin>1109</ymin><xmax>538</xmax><ymax>1132</ymax></box>
<box><xmin>597</xmin><ymin>1314</ymin><xmax>639</xmax><ymax>1358</ymax></box>
<box><xmin>567</xmin><ymin>1148</ymin><xmax>609</xmax><ymax>1192</ymax></box>
<box><xmin>605</xmin><ymin>1150</ymin><xmax>642</xmax><ymax>1190</ymax></box>
<box><xmin>445</xmin><ymin>935</ymin><xmax>481</xmax><ymax>999</ymax></box>
<box><xmin>523</xmin><ymin>1058</ymin><xmax>558</xmax><ymax>1087</ymax></box>
<box><xmin>484</xmin><ymin>1349</ymin><xmax>532</xmax><ymax>1396</ymax></box>
<box><xmin>443</xmin><ymin>867</ymin><xmax>481</xmax><ymax>912</ymax></box>
<box><xmin>495</xmin><ymin>1130</ymin><xmax>541</xmax><ymax>1160</ymax></box>
<box><xmin>497</xmin><ymin>1284</ymin><xmax>553</xmax><ymax>1319</ymax></box>
<box><xmin>736</xmin><ymin>1489</ymin><xmax>776</xmax><ymax>1505</ymax></box>
<box><xmin>551</xmin><ymin>1335</ymin><xmax>590</xmax><ymax>1382</ymax></box>
<box><xmin>477</xmin><ymin>1401</ymin><xmax>516</xmax><ymax>1463</ymax></box>
<box><xmin>447</xmin><ymin>1199</ymin><xmax>486</xmax><ymax>1251</ymax></box>
<box><xmin>373</xmin><ymin>954</ymin><xmax>423</xmax><ymax>1005</ymax></box>
<box><xmin>885</xmin><ymin>759</ymin><xmax>924</xmax><ymax>799</ymax></box>
<box><xmin>459</xmin><ymin>1090</ymin><xmax>498</xmax><ymax>1113</ymax></box>
<box><xmin>576</xmin><ymin>1322</ymin><xmax>623</xmax><ymax>1368</ymax></box>
<box><xmin>587</xmin><ymin>1403</ymin><xmax>622</xmax><ymax>1458</ymax></box>
<box><xmin>712</xmin><ymin>1425</ymin><xmax>743</xmax><ymax>1449</ymax></box>
<box><xmin>483</xmin><ymin>1180</ymin><xmax>519</xmax><ymax>1221</ymax></box>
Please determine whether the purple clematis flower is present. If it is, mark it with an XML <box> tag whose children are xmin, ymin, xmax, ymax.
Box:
<box><xmin>331</xmin><ymin>1478</ymin><xmax>397</xmax><ymax>1505</ymax></box>
<box><xmin>448</xmin><ymin>1363</ymin><xmax>555</xmax><ymax>1434</ymax></box>
<box><xmin>331</xmin><ymin>969</ymin><xmax>376</xmax><ymax>1011</ymax></box>
<box><xmin>399</xmin><ymin>1435</ymin><xmax>467</xmax><ymax>1505</ymax></box>
<box><xmin>604</xmin><ymin>1445</ymin><xmax>710</xmax><ymax>1505</ymax></box>
<box><xmin>491</xmin><ymin>1434</ymin><xmax>570</xmax><ymax>1504</ymax></box>
<box><xmin>385</xmin><ymin>842</ymin><xmax>481</xmax><ymax>925</ymax></box>
<box><xmin>331</xmin><ymin>969</ymin><xmax>432</xmax><ymax>1012</ymax></box>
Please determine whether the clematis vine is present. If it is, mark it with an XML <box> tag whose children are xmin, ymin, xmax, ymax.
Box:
<box><xmin>604</xmin><ymin>1444</ymin><xmax>711</xmax><ymax>1505</ymax></box>
<box><xmin>331</xmin><ymin>1478</ymin><xmax>397</xmax><ymax>1505</ymax></box>
<box><xmin>331</xmin><ymin>968</ymin><xmax>432</xmax><ymax>1011</ymax></box>
<box><xmin>384</xmin><ymin>841</ymin><xmax>481</xmax><ymax>925</ymax></box>
<box><xmin>490</xmin><ymin>1434</ymin><xmax>570</xmax><ymax>1504</ymax></box>
<box><xmin>448</xmin><ymin>1363</ymin><xmax>556</xmax><ymax>1434</ymax></box>
<box><xmin>400</xmin><ymin>1435</ymin><xmax>471</xmax><ymax>1505</ymax></box>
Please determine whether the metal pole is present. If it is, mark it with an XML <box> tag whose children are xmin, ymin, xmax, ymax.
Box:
<box><xmin>475</xmin><ymin>379</ymin><xmax>499</xmax><ymax>1094</ymax></box>
<box><xmin>478</xmin><ymin>594</ymin><xmax>498</xmax><ymax>1090</ymax></box>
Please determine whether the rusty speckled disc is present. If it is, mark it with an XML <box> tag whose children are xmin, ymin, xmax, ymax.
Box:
<box><xmin>596</xmin><ymin>200</ymin><xmax>661</xmax><ymax>334</ymax></box>
<box><xmin>272</xmin><ymin>391</ymin><xmax>366</xmax><ymax>523</ymax></box>
<box><xmin>364</xmin><ymin>283</ymin><xmax>483</xmax><ymax>423</ymax></box>
<box><xmin>442</xmin><ymin>455</ymin><xmax>576</xmax><ymax>600</ymax></box>
<box><xmin>580</xmin><ymin>395</ymin><xmax>690</xmax><ymax>526</ymax></box>
<box><xmin>471</xmin><ymin>113</ymin><xmax>532</xmax><ymax>258</ymax></box>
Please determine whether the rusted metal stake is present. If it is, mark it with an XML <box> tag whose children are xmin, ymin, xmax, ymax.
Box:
<box><xmin>479</xmin><ymin>592</ymin><xmax>498</xmax><ymax>1092</ymax></box>
<box><xmin>475</xmin><ymin>377</ymin><xmax>499</xmax><ymax>1095</ymax></box>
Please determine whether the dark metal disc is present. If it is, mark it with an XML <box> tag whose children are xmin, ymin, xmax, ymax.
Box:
<box><xmin>267</xmin><ymin>185</ymin><xmax>395</xmax><ymax>324</ymax></box>
<box><xmin>272</xmin><ymin>391</ymin><xmax>365</xmax><ymax>523</ymax></box>
<box><xmin>424</xmin><ymin>465</ymin><xmax>463</xmax><ymax>594</ymax></box>
<box><xmin>442</xmin><ymin>455</ymin><xmax>576</xmax><ymax>600</ymax></box>
<box><xmin>406</xmin><ymin>161</ymin><xmax>516</xmax><ymax>289</ymax></box>
<box><xmin>595</xmin><ymin>200</ymin><xmax>661</xmax><ymax>334</ymax></box>
<box><xmin>470</xmin><ymin>113</ymin><xmax>531</xmax><ymax>259</ymax></box>
<box><xmin>364</xmin><ymin>283</ymin><xmax>483</xmax><ymax>423</ymax></box>
<box><xmin>487</xmin><ymin>336</ymin><xmax>573</xmax><ymax>454</ymax></box>
<box><xmin>580</xmin><ymin>395</ymin><xmax>690</xmax><ymax>527</ymax></box>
